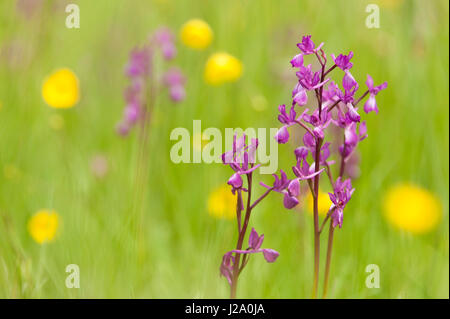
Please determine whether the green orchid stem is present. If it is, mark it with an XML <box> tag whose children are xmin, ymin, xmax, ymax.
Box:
<box><xmin>323</xmin><ymin>222</ymin><xmax>335</xmax><ymax>299</ymax></box>
<box><xmin>230</xmin><ymin>172</ymin><xmax>253</xmax><ymax>299</ymax></box>
<box><xmin>322</xmin><ymin>140</ymin><xmax>347</xmax><ymax>298</ymax></box>
<box><xmin>311</xmin><ymin>138</ymin><xmax>323</xmax><ymax>299</ymax></box>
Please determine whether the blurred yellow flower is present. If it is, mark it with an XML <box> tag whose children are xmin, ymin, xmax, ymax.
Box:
<box><xmin>48</xmin><ymin>114</ymin><xmax>65</xmax><ymax>130</ymax></box>
<box><xmin>204</xmin><ymin>52</ymin><xmax>243</xmax><ymax>85</ymax></box>
<box><xmin>42</xmin><ymin>68</ymin><xmax>79</xmax><ymax>108</ymax></box>
<box><xmin>383</xmin><ymin>184</ymin><xmax>442</xmax><ymax>234</ymax></box>
<box><xmin>180</xmin><ymin>19</ymin><xmax>213</xmax><ymax>50</ymax></box>
<box><xmin>207</xmin><ymin>185</ymin><xmax>236</xmax><ymax>219</ymax></box>
<box><xmin>306</xmin><ymin>189</ymin><xmax>332</xmax><ymax>216</ymax></box>
<box><xmin>28</xmin><ymin>210</ymin><xmax>59</xmax><ymax>244</ymax></box>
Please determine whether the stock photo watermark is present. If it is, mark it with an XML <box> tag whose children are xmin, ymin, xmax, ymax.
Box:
<box><xmin>365</xmin><ymin>264</ymin><xmax>380</xmax><ymax>289</ymax></box>
<box><xmin>65</xmin><ymin>4</ymin><xmax>80</xmax><ymax>29</ymax></box>
<box><xmin>365</xmin><ymin>4</ymin><xmax>380</xmax><ymax>29</ymax></box>
<box><xmin>65</xmin><ymin>264</ymin><xmax>80</xmax><ymax>288</ymax></box>
<box><xmin>169</xmin><ymin>120</ymin><xmax>279</xmax><ymax>174</ymax></box>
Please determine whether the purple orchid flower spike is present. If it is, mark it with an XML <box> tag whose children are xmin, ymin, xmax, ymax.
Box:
<box><xmin>294</xmin><ymin>146</ymin><xmax>309</xmax><ymax>160</ymax></box>
<box><xmin>322</xmin><ymin>81</ymin><xmax>339</xmax><ymax>104</ymax></box>
<box><xmin>310</xmin><ymin>142</ymin><xmax>334</xmax><ymax>166</ymax></box>
<box><xmin>220</xmin><ymin>132</ymin><xmax>283</xmax><ymax>297</ymax></box>
<box><xmin>364</xmin><ymin>75</ymin><xmax>388</xmax><ymax>114</ymax></box>
<box><xmin>276</xmin><ymin>107</ymin><xmax>312</xmax><ymax>145</ymax></box>
<box><xmin>262</xmin><ymin>249</ymin><xmax>280</xmax><ymax>263</ymax></box>
<box><xmin>346</xmin><ymin>102</ymin><xmax>360</xmax><ymax>123</ymax></box>
<box><xmin>283</xmin><ymin>189</ymin><xmax>299</xmax><ymax>209</ymax></box>
<box><xmin>332</xmin><ymin>107</ymin><xmax>359</xmax><ymax>129</ymax></box>
<box><xmin>222</xmin><ymin>134</ymin><xmax>245</xmax><ymax>164</ymax></box>
<box><xmin>296</xmin><ymin>64</ymin><xmax>330</xmax><ymax>91</ymax></box>
<box><xmin>222</xmin><ymin>228</ymin><xmax>280</xmax><ymax>264</ymax></box>
<box><xmin>290</xmin><ymin>53</ymin><xmax>304</xmax><ymax>68</ymax></box>
<box><xmin>292</xmin><ymin>82</ymin><xmax>308</xmax><ymax>106</ymax></box>
<box><xmin>249</xmin><ymin>228</ymin><xmax>264</xmax><ymax>250</ymax></box>
<box><xmin>303</xmin><ymin>131</ymin><xmax>316</xmax><ymax>149</ymax></box>
<box><xmin>302</xmin><ymin>108</ymin><xmax>332</xmax><ymax>139</ymax></box>
<box><xmin>222</xmin><ymin>134</ymin><xmax>261</xmax><ymax>193</ymax></box>
<box><xmin>278</xmin><ymin>104</ymin><xmax>298</xmax><ymax>125</ymax></box>
<box><xmin>331</xmin><ymin>51</ymin><xmax>354</xmax><ymax>71</ymax></box>
<box><xmin>260</xmin><ymin>169</ymin><xmax>290</xmax><ymax>192</ymax></box>
<box><xmin>337</xmin><ymin>71</ymin><xmax>359</xmax><ymax>104</ymax></box>
<box><xmin>286</xmin><ymin>151</ymin><xmax>325</xmax><ymax>208</ymax></box>
<box><xmin>328</xmin><ymin>178</ymin><xmax>355</xmax><ymax>228</ymax></box>
<box><xmin>339</xmin><ymin>122</ymin><xmax>368</xmax><ymax>157</ymax></box>
<box><xmin>220</xmin><ymin>228</ymin><xmax>279</xmax><ymax>290</ymax></box>
<box><xmin>228</xmin><ymin>173</ymin><xmax>244</xmax><ymax>190</ymax></box>
<box><xmin>297</xmin><ymin>35</ymin><xmax>315</xmax><ymax>54</ymax></box>
<box><xmin>332</xmin><ymin>72</ymin><xmax>361</xmax><ymax>123</ymax></box>
<box><xmin>292</xmin><ymin>154</ymin><xmax>325</xmax><ymax>182</ymax></box>
<box><xmin>220</xmin><ymin>252</ymin><xmax>234</xmax><ymax>285</ymax></box>
<box><xmin>275</xmin><ymin>126</ymin><xmax>290</xmax><ymax>144</ymax></box>
<box><xmin>297</xmin><ymin>35</ymin><xmax>324</xmax><ymax>55</ymax></box>
<box><xmin>221</xmin><ymin>34</ymin><xmax>387</xmax><ymax>298</ymax></box>
<box><xmin>260</xmin><ymin>170</ymin><xmax>299</xmax><ymax>209</ymax></box>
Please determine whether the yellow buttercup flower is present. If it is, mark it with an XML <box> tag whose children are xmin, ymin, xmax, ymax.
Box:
<box><xmin>383</xmin><ymin>183</ymin><xmax>442</xmax><ymax>234</ymax></box>
<box><xmin>42</xmin><ymin>68</ymin><xmax>79</xmax><ymax>108</ymax></box>
<box><xmin>204</xmin><ymin>52</ymin><xmax>243</xmax><ymax>85</ymax></box>
<box><xmin>180</xmin><ymin>19</ymin><xmax>213</xmax><ymax>50</ymax></box>
<box><xmin>28</xmin><ymin>210</ymin><xmax>59</xmax><ymax>244</ymax></box>
<box><xmin>306</xmin><ymin>189</ymin><xmax>332</xmax><ymax>216</ymax></box>
<box><xmin>207</xmin><ymin>185</ymin><xmax>237</xmax><ymax>219</ymax></box>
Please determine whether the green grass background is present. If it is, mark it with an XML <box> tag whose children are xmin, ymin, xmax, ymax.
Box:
<box><xmin>0</xmin><ymin>0</ymin><xmax>448</xmax><ymax>298</ymax></box>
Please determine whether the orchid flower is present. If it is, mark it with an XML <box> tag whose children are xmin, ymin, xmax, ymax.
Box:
<box><xmin>364</xmin><ymin>75</ymin><xmax>388</xmax><ymax>114</ymax></box>
<box><xmin>268</xmin><ymin>34</ymin><xmax>387</xmax><ymax>298</ymax></box>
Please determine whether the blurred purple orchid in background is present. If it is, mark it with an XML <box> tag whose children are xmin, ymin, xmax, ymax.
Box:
<box><xmin>116</xmin><ymin>28</ymin><xmax>187</xmax><ymax>250</ymax></box>
<box><xmin>163</xmin><ymin>67</ymin><xmax>186</xmax><ymax>102</ymax></box>
<box><xmin>117</xmin><ymin>27</ymin><xmax>186</xmax><ymax>136</ymax></box>
<box><xmin>152</xmin><ymin>27</ymin><xmax>177</xmax><ymax>60</ymax></box>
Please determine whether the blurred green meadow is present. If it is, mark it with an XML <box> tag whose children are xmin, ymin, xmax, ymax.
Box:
<box><xmin>0</xmin><ymin>0</ymin><xmax>448</xmax><ymax>298</ymax></box>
